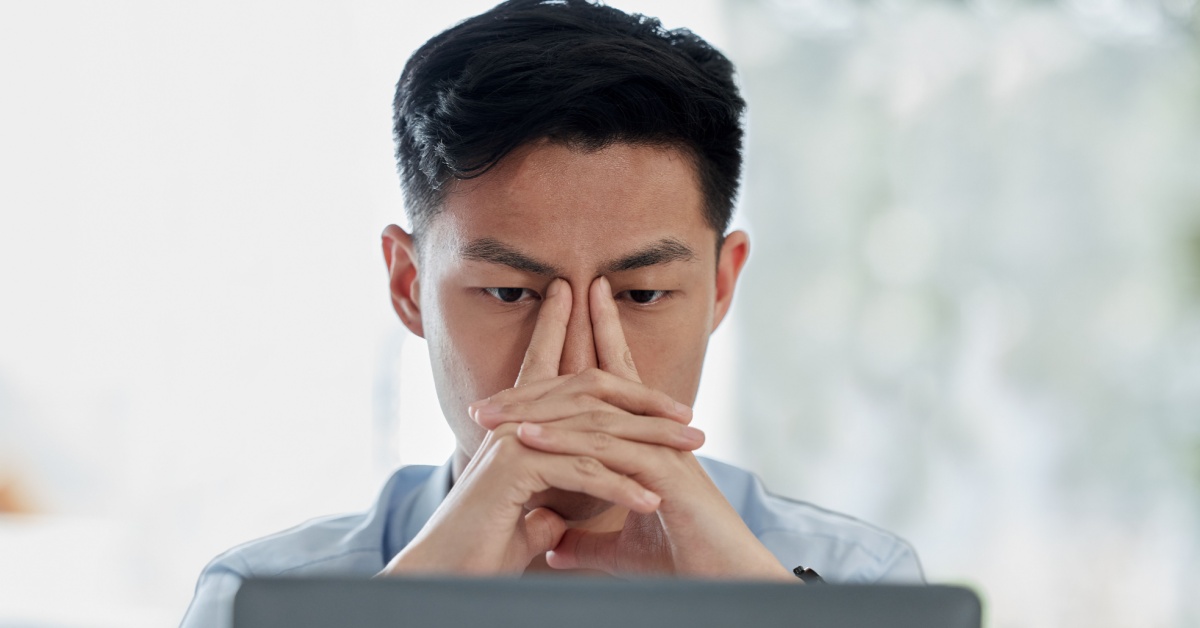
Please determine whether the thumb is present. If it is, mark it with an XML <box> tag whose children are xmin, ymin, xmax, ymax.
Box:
<box><xmin>545</xmin><ymin>528</ymin><xmax>621</xmax><ymax>574</ymax></box>
<box><xmin>521</xmin><ymin>507</ymin><xmax>568</xmax><ymax>558</ymax></box>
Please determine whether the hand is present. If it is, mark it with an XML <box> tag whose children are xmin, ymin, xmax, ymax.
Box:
<box><xmin>472</xmin><ymin>277</ymin><xmax>795</xmax><ymax>581</ymax></box>
<box><xmin>377</xmin><ymin>279</ymin><xmax>665</xmax><ymax>577</ymax></box>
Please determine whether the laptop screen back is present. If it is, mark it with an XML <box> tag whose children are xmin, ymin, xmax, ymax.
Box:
<box><xmin>234</xmin><ymin>577</ymin><xmax>981</xmax><ymax>628</ymax></box>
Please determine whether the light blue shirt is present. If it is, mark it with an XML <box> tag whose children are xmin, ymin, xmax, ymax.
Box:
<box><xmin>181</xmin><ymin>456</ymin><xmax>922</xmax><ymax>627</ymax></box>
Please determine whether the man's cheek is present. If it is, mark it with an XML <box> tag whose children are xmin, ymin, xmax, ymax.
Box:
<box><xmin>444</xmin><ymin>310</ymin><xmax>530</xmax><ymax>396</ymax></box>
<box><xmin>624</xmin><ymin>316</ymin><xmax>708</xmax><ymax>398</ymax></box>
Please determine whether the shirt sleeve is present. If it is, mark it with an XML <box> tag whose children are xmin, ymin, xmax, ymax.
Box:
<box><xmin>178</xmin><ymin>556</ymin><xmax>247</xmax><ymax>628</ymax></box>
<box><xmin>872</xmin><ymin>540</ymin><xmax>925</xmax><ymax>584</ymax></box>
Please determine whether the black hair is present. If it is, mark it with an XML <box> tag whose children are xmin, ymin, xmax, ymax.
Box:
<box><xmin>392</xmin><ymin>0</ymin><xmax>745</xmax><ymax>239</ymax></box>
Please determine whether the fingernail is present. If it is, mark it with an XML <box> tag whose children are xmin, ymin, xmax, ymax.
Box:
<box><xmin>474</xmin><ymin>403</ymin><xmax>501</xmax><ymax>420</ymax></box>
<box><xmin>681</xmin><ymin>426</ymin><xmax>705</xmax><ymax>446</ymax></box>
<box><xmin>547</xmin><ymin>278</ymin><xmax>561</xmax><ymax>298</ymax></box>
<box><xmin>640</xmin><ymin>490</ymin><xmax>661</xmax><ymax>509</ymax></box>
<box><xmin>674</xmin><ymin>401</ymin><xmax>692</xmax><ymax>418</ymax></box>
<box><xmin>521</xmin><ymin>423</ymin><xmax>543</xmax><ymax>437</ymax></box>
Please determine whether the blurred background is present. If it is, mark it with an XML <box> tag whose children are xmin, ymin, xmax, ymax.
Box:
<box><xmin>1</xmin><ymin>0</ymin><xmax>1197</xmax><ymax>626</ymax></box>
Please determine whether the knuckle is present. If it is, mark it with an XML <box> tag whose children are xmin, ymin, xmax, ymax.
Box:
<box><xmin>589</xmin><ymin>411</ymin><xmax>615</xmax><ymax>432</ymax></box>
<box><xmin>622</xmin><ymin>347</ymin><xmax>637</xmax><ymax>372</ymax></box>
<box><xmin>587</xmin><ymin>430</ymin><xmax>613</xmax><ymax>452</ymax></box>
<box><xmin>580</xmin><ymin>368</ymin><xmax>605</xmax><ymax>385</ymax></box>
<box><xmin>573</xmin><ymin>456</ymin><xmax>604</xmax><ymax>478</ymax></box>
<box><xmin>492</xmin><ymin>432</ymin><xmax>524</xmax><ymax>457</ymax></box>
<box><xmin>580</xmin><ymin>370</ymin><xmax>615</xmax><ymax>397</ymax></box>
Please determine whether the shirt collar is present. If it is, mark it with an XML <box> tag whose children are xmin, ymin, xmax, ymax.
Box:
<box><xmin>386</xmin><ymin>457</ymin><xmax>453</xmax><ymax>559</ymax></box>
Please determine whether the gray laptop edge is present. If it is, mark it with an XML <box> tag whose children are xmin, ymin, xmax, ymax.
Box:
<box><xmin>234</xmin><ymin>576</ymin><xmax>982</xmax><ymax>628</ymax></box>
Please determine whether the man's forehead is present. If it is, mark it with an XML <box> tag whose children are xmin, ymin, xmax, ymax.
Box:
<box><xmin>442</xmin><ymin>142</ymin><xmax>705</xmax><ymax>223</ymax></box>
<box><xmin>425</xmin><ymin>141</ymin><xmax>716</xmax><ymax>272</ymax></box>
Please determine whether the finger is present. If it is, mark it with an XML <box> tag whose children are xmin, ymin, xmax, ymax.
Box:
<box><xmin>535</xmin><ymin>453</ymin><xmax>661</xmax><ymax>515</ymax></box>
<box><xmin>518</xmin><ymin>413</ymin><xmax>705</xmax><ymax>451</ymax></box>
<box><xmin>517</xmin><ymin>422</ymin><xmax>688</xmax><ymax>478</ymax></box>
<box><xmin>475</xmin><ymin>368</ymin><xmax>692</xmax><ymax>427</ymax></box>
<box><xmin>497</xmin><ymin>437</ymin><xmax>661</xmax><ymax>515</ymax></box>
<box><xmin>546</xmin><ymin>527</ymin><xmax>620</xmax><ymax>573</ymax></box>
<box><xmin>590</xmin><ymin>276</ymin><xmax>640</xmax><ymax>382</ymax></box>
<box><xmin>519</xmin><ymin>507</ymin><xmax>568</xmax><ymax>559</ymax></box>
<box><xmin>468</xmin><ymin>374</ymin><xmax>573</xmax><ymax>422</ymax></box>
<box><xmin>476</xmin><ymin>394</ymin><xmax>619</xmax><ymax>430</ymax></box>
<box><xmin>515</xmin><ymin>278</ymin><xmax>571</xmax><ymax>387</ymax></box>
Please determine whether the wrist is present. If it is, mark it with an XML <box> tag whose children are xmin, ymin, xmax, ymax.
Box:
<box><xmin>377</xmin><ymin>544</ymin><xmax>441</xmax><ymax>577</ymax></box>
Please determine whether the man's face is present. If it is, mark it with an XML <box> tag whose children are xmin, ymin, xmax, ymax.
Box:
<box><xmin>384</xmin><ymin>140</ymin><xmax>747</xmax><ymax>518</ymax></box>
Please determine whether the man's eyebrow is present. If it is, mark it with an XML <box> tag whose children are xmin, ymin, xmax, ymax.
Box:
<box><xmin>460</xmin><ymin>238</ymin><xmax>561</xmax><ymax>276</ymax></box>
<box><xmin>603</xmin><ymin>238</ymin><xmax>698</xmax><ymax>273</ymax></box>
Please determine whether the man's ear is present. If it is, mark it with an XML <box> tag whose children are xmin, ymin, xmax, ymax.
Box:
<box><xmin>711</xmin><ymin>230</ymin><xmax>750</xmax><ymax>333</ymax></box>
<box><xmin>381</xmin><ymin>224</ymin><xmax>425</xmax><ymax>338</ymax></box>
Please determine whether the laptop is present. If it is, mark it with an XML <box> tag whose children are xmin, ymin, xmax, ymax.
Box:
<box><xmin>234</xmin><ymin>576</ymin><xmax>981</xmax><ymax>628</ymax></box>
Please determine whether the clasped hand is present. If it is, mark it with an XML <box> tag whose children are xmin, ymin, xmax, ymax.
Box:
<box><xmin>380</xmin><ymin>276</ymin><xmax>793</xmax><ymax>581</ymax></box>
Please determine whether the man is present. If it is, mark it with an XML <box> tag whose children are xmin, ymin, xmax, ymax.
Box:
<box><xmin>182</xmin><ymin>0</ymin><xmax>921</xmax><ymax>624</ymax></box>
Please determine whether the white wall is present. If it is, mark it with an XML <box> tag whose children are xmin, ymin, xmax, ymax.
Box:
<box><xmin>0</xmin><ymin>1</ymin><xmax>727</xmax><ymax>625</ymax></box>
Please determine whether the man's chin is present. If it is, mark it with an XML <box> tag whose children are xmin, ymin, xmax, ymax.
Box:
<box><xmin>525</xmin><ymin>489</ymin><xmax>614</xmax><ymax>522</ymax></box>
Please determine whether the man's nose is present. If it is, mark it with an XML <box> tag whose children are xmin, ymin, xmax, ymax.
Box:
<box><xmin>559</xmin><ymin>282</ymin><xmax>597</xmax><ymax>375</ymax></box>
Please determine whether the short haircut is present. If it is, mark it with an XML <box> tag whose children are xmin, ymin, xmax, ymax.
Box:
<box><xmin>392</xmin><ymin>0</ymin><xmax>746</xmax><ymax>239</ymax></box>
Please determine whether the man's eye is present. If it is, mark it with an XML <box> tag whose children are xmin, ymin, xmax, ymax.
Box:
<box><xmin>483</xmin><ymin>287</ymin><xmax>538</xmax><ymax>303</ymax></box>
<box><xmin>620</xmin><ymin>290</ymin><xmax>669</xmax><ymax>305</ymax></box>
